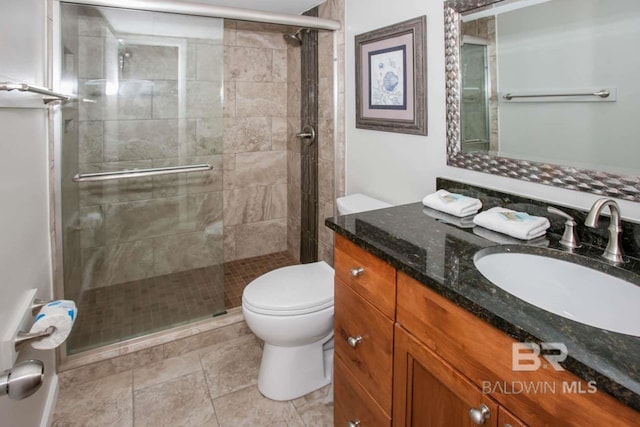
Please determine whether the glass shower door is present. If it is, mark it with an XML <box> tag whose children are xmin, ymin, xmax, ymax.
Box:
<box><xmin>461</xmin><ymin>42</ymin><xmax>491</xmax><ymax>152</ymax></box>
<box><xmin>59</xmin><ymin>3</ymin><xmax>225</xmax><ymax>354</ymax></box>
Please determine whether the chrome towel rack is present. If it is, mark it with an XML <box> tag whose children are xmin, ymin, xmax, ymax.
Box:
<box><xmin>0</xmin><ymin>82</ymin><xmax>75</xmax><ymax>104</ymax></box>
<box><xmin>72</xmin><ymin>163</ymin><xmax>213</xmax><ymax>183</ymax></box>
<box><xmin>502</xmin><ymin>89</ymin><xmax>612</xmax><ymax>101</ymax></box>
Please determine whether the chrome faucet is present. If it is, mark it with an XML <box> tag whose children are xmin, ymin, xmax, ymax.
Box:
<box><xmin>584</xmin><ymin>198</ymin><xmax>625</xmax><ymax>263</ymax></box>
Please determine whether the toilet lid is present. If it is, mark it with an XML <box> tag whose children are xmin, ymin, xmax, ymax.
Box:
<box><xmin>242</xmin><ymin>261</ymin><xmax>334</xmax><ymax>315</ymax></box>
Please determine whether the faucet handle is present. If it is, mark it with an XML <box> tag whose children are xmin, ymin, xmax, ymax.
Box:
<box><xmin>547</xmin><ymin>207</ymin><xmax>582</xmax><ymax>249</ymax></box>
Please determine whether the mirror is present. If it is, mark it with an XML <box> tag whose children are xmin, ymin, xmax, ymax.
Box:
<box><xmin>445</xmin><ymin>0</ymin><xmax>640</xmax><ymax>201</ymax></box>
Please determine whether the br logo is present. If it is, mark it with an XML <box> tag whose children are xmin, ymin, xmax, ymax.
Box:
<box><xmin>512</xmin><ymin>342</ymin><xmax>568</xmax><ymax>371</ymax></box>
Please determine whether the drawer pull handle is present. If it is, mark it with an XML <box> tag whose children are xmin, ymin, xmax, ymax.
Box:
<box><xmin>350</xmin><ymin>267</ymin><xmax>364</xmax><ymax>277</ymax></box>
<box><xmin>469</xmin><ymin>404</ymin><xmax>490</xmax><ymax>425</ymax></box>
<box><xmin>348</xmin><ymin>420</ymin><xmax>361</xmax><ymax>427</ymax></box>
<box><xmin>347</xmin><ymin>335</ymin><xmax>363</xmax><ymax>348</ymax></box>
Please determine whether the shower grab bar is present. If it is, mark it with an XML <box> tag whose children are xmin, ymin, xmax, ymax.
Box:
<box><xmin>72</xmin><ymin>163</ymin><xmax>213</xmax><ymax>183</ymax></box>
<box><xmin>0</xmin><ymin>82</ymin><xmax>75</xmax><ymax>104</ymax></box>
<box><xmin>503</xmin><ymin>89</ymin><xmax>610</xmax><ymax>101</ymax></box>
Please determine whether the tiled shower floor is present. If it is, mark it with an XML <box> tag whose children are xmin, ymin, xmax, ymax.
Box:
<box><xmin>68</xmin><ymin>252</ymin><xmax>299</xmax><ymax>354</ymax></box>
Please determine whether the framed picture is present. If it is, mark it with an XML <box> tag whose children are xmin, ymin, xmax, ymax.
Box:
<box><xmin>355</xmin><ymin>16</ymin><xmax>427</xmax><ymax>135</ymax></box>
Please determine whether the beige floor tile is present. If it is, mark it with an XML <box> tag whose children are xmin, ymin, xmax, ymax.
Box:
<box><xmin>213</xmin><ymin>386</ymin><xmax>304</xmax><ymax>427</ymax></box>
<box><xmin>59</xmin><ymin>346</ymin><xmax>164</xmax><ymax>389</ymax></box>
<box><xmin>56</xmin><ymin>329</ymin><xmax>334</xmax><ymax>426</ymax></box>
<box><xmin>133</xmin><ymin>350</ymin><xmax>202</xmax><ymax>390</ymax></box>
<box><xmin>162</xmin><ymin>321</ymin><xmax>251</xmax><ymax>358</ymax></box>
<box><xmin>292</xmin><ymin>385</ymin><xmax>334</xmax><ymax>426</ymax></box>
<box><xmin>200</xmin><ymin>334</ymin><xmax>262</xmax><ymax>398</ymax></box>
<box><xmin>133</xmin><ymin>371</ymin><xmax>218</xmax><ymax>427</ymax></box>
<box><xmin>52</xmin><ymin>371</ymin><xmax>133</xmax><ymax>427</ymax></box>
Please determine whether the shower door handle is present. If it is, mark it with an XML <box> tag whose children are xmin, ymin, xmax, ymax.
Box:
<box><xmin>72</xmin><ymin>163</ymin><xmax>213</xmax><ymax>183</ymax></box>
<box><xmin>296</xmin><ymin>125</ymin><xmax>316</xmax><ymax>145</ymax></box>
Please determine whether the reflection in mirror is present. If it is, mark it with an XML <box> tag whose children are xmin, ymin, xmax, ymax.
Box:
<box><xmin>461</xmin><ymin>26</ymin><xmax>496</xmax><ymax>152</ymax></box>
<box><xmin>445</xmin><ymin>0</ymin><xmax>640</xmax><ymax>201</ymax></box>
<box><xmin>462</xmin><ymin>0</ymin><xmax>640</xmax><ymax>174</ymax></box>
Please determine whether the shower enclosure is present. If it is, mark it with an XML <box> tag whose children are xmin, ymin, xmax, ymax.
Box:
<box><xmin>461</xmin><ymin>41</ymin><xmax>491</xmax><ymax>152</ymax></box>
<box><xmin>59</xmin><ymin>4</ymin><xmax>225</xmax><ymax>354</ymax></box>
<box><xmin>55</xmin><ymin>0</ymin><xmax>336</xmax><ymax>361</ymax></box>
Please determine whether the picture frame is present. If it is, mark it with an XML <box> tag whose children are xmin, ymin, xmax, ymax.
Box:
<box><xmin>355</xmin><ymin>16</ymin><xmax>427</xmax><ymax>135</ymax></box>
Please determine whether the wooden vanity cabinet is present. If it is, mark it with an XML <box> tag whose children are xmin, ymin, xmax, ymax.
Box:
<box><xmin>333</xmin><ymin>235</ymin><xmax>640</xmax><ymax>426</ymax></box>
<box><xmin>396</xmin><ymin>272</ymin><xmax>640</xmax><ymax>427</ymax></box>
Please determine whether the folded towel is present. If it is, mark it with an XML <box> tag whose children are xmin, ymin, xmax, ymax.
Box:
<box><xmin>422</xmin><ymin>190</ymin><xmax>482</xmax><ymax>218</ymax></box>
<box><xmin>472</xmin><ymin>207</ymin><xmax>550</xmax><ymax>240</ymax></box>
<box><xmin>423</xmin><ymin>207</ymin><xmax>475</xmax><ymax>228</ymax></box>
<box><xmin>473</xmin><ymin>226</ymin><xmax>549</xmax><ymax>247</ymax></box>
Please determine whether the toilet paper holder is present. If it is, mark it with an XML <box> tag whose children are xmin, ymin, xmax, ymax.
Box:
<box><xmin>10</xmin><ymin>299</ymin><xmax>57</xmax><ymax>351</ymax></box>
<box><xmin>14</xmin><ymin>327</ymin><xmax>56</xmax><ymax>351</ymax></box>
<box><xmin>1</xmin><ymin>292</ymin><xmax>60</xmax><ymax>372</ymax></box>
<box><xmin>31</xmin><ymin>298</ymin><xmax>51</xmax><ymax>316</ymax></box>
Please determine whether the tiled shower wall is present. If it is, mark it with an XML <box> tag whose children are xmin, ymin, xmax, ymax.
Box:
<box><xmin>317</xmin><ymin>0</ymin><xmax>346</xmax><ymax>265</ymax></box>
<box><xmin>222</xmin><ymin>21</ymin><xmax>291</xmax><ymax>262</ymax></box>
<box><xmin>286</xmin><ymin>1</ymin><xmax>345</xmax><ymax>265</ymax></box>
<box><xmin>286</xmin><ymin>36</ymin><xmax>302</xmax><ymax>262</ymax></box>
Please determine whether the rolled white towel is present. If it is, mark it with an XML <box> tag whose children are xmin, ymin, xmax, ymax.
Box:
<box><xmin>473</xmin><ymin>207</ymin><xmax>550</xmax><ymax>240</ymax></box>
<box><xmin>422</xmin><ymin>190</ymin><xmax>482</xmax><ymax>218</ymax></box>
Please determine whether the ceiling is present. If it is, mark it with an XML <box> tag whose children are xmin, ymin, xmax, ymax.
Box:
<box><xmin>181</xmin><ymin>0</ymin><xmax>326</xmax><ymax>15</ymax></box>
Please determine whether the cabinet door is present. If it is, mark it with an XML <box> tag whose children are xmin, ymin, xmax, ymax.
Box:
<box><xmin>393</xmin><ymin>325</ymin><xmax>498</xmax><ymax>427</ymax></box>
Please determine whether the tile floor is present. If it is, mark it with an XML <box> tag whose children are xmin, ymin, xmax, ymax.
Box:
<box><xmin>223</xmin><ymin>251</ymin><xmax>300</xmax><ymax>308</ymax></box>
<box><xmin>69</xmin><ymin>252</ymin><xmax>299</xmax><ymax>354</ymax></box>
<box><xmin>53</xmin><ymin>333</ymin><xmax>333</xmax><ymax>426</ymax></box>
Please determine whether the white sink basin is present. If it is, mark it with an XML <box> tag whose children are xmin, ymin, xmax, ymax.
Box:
<box><xmin>474</xmin><ymin>247</ymin><xmax>640</xmax><ymax>337</ymax></box>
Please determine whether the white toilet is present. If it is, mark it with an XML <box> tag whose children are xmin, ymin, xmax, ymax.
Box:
<box><xmin>242</xmin><ymin>193</ymin><xmax>391</xmax><ymax>401</ymax></box>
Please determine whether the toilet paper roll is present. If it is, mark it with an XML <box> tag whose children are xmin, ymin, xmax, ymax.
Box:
<box><xmin>29</xmin><ymin>300</ymin><xmax>77</xmax><ymax>350</ymax></box>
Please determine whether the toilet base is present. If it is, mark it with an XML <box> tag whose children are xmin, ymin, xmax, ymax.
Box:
<box><xmin>257</xmin><ymin>333</ymin><xmax>333</xmax><ymax>401</ymax></box>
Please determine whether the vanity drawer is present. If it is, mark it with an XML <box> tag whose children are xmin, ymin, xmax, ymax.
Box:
<box><xmin>335</xmin><ymin>279</ymin><xmax>394</xmax><ymax>415</ymax></box>
<box><xmin>334</xmin><ymin>234</ymin><xmax>396</xmax><ymax>319</ymax></box>
<box><xmin>334</xmin><ymin>356</ymin><xmax>391</xmax><ymax>427</ymax></box>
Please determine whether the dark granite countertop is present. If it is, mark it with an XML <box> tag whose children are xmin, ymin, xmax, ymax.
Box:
<box><xmin>326</xmin><ymin>200</ymin><xmax>640</xmax><ymax>412</ymax></box>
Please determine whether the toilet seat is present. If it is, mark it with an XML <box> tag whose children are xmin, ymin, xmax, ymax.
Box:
<box><xmin>242</xmin><ymin>261</ymin><xmax>334</xmax><ymax>316</ymax></box>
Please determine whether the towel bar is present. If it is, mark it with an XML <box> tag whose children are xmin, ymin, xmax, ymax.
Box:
<box><xmin>0</xmin><ymin>82</ymin><xmax>75</xmax><ymax>104</ymax></box>
<box><xmin>72</xmin><ymin>163</ymin><xmax>213</xmax><ymax>183</ymax></box>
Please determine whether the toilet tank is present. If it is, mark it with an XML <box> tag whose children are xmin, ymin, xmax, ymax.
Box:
<box><xmin>336</xmin><ymin>193</ymin><xmax>392</xmax><ymax>215</ymax></box>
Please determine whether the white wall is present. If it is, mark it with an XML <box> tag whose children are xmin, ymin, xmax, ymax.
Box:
<box><xmin>0</xmin><ymin>0</ymin><xmax>57</xmax><ymax>425</ymax></box>
<box><xmin>496</xmin><ymin>0</ymin><xmax>640</xmax><ymax>175</ymax></box>
<box><xmin>345</xmin><ymin>0</ymin><xmax>640</xmax><ymax>221</ymax></box>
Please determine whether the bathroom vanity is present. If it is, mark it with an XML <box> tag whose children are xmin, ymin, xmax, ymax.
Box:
<box><xmin>327</xmin><ymin>189</ymin><xmax>640</xmax><ymax>426</ymax></box>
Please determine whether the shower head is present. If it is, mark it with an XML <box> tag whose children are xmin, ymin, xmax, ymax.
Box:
<box><xmin>283</xmin><ymin>28</ymin><xmax>308</xmax><ymax>46</ymax></box>
<box><xmin>118</xmin><ymin>40</ymin><xmax>132</xmax><ymax>74</ymax></box>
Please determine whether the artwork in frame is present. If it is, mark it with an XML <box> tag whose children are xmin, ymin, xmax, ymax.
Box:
<box><xmin>355</xmin><ymin>16</ymin><xmax>427</xmax><ymax>135</ymax></box>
